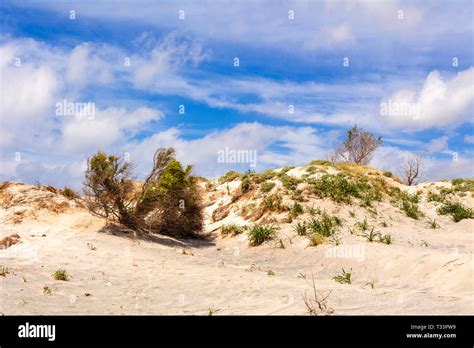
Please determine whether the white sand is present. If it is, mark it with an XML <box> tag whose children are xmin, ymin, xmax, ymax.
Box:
<box><xmin>0</xmin><ymin>175</ymin><xmax>473</xmax><ymax>315</ymax></box>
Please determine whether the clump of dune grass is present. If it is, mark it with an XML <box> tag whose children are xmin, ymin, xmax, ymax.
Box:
<box><xmin>52</xmin><ymin>269</ymin><xmax>69</xmax><ymax>281</ymax></box>
<box><xmin>221</xmin><ymin>224</ymin><xmax>246</xmax><ymax>237</ymax></box>
<box><xmin>333</xmin><ymin>268</ymin><xmax>352</xmax><ymax>284</ymax></box>
<box><xmin>437</xmin><ymin>201</ymin><xmax>473</xmax><ymax>222</ymax></box>
<box><xmin>307</xmin><ymin>212</ymin><xmax>342</xmax><ymax>237</ymax></box>
<box><xmin>248</xmin><ymin>224</ymin><xmax>276</xmax><ymax>246</ymax></box>
<box><xmin>294</xmin><ymin>221</ymin><xmax>308</xmax><ymax>236</ymax></box>
<box><xmin>427</xmin><ymin>192</ymin><xmax>445</xmax><ymax>203</ymax></box>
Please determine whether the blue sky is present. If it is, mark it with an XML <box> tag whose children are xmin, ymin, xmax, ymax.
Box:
<box><xmin>0</xmin><ymin>0</ymin><xmax>473</xmax><ymax>188</ymax></box>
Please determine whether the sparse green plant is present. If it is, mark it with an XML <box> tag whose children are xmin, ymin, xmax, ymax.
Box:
<box><xmin>355</xmin><ymin>218</ymin><xmax>369</xmax><ymax>231</ymax></box>
<box><xmin>400</xmin><ymin>200</ymin><xmax>423</xmax><ymax>219</ymax></box>
<box><xmin>294</xmin><ymin>221</ymin><xmax>308</xmax><ymax>236</ymax></box>
<box><xmin>307</xmin><ymin>212</ymin><xmax>342</xmax><ymax>237</ymax></box>
<box><xmin>308</xmin><ymin>233</ymin><xmax>325</xmax><ymax>246</ymax></box>
<box><xmin>291</xmin><ymin>202</ymin><xmax>304</xmax><ymax>215</ymax></box>
<box><xmin>437</xmin><ymin>201</ymin><xmax>473</xmax><ymax>222</ymax></box>
<box><xmin>260</xmin><ymin>181</ymin><xmax>276</xmax><ymax>193</ymax></box>
<box><xmin>309</xmin><ymin>160</ymin><xmax>331</xmax><ymax>166</ymax></box>
<box><xmin>306</xmin><ymin>205</ymin><xmax>321</xmax><ymax>216</ymax></box>
<box><xmin>427</xmin><ymin>192</ymin><xmax>445</xmax><ymax>203</ymax></box>
<box><xmin>379</xmin><ymin>220</ymin><xmax>388</xmax><ymax>227</ymax></box>
<box><xmin>240</xmin><ymin>176</ymin><xmax>252</xmax><ymax>193</ymax></box>
<box><xmin>267</xmin><ymin>270</ymin><xmax>275</xmax><ymax>276</ymax></box>
<box><xmin>62</xmin><ymin>186</ymin><xmax>78</xmax><ymax>199</ymax></box>
<box><xmin>248</xmin><ymin>224</ymin><xmax>276</xmax><ymax>246</ymax></box>
<box><xmin>43</xmin><ymin>286</ymin><xmax>52</xmax><ymax>295</ymax></box>
<box><xmin>52</xmin><ymin>269</ymin><xmax>69</xmax><ymax>281</ymax></box>
<box><xmin>221</xmin><ymin>224</ymin><xmax>245</xmax><ymax>237</ymax></box>
<box><xmin>383</xmin><ymin>171</ymin><xmax>392</xmax><ymax>178</ymax></box>
<box><xmin>362</xmin><ymin>228</ymin><xmax>381</xmax><ymax>242</ymax></box>
<box><xmin>349</xmin><ymin>211</ymin><xmax>356</xmax><ymax>218</ymax></box>
<box><xmin>427</xmin><ymin>218</ymin><xmax>440</xmax><ymax>229</ymax></box>
<box><xmin>278</xmin><ymin>174</ymin><xmax>301</xmax><ymax>191</ymax></box>
<box><xmin>333</xmin><ymin>268</ymin><xmax>352</xmax><ymax>284</ymax></box>
<box><xmin>0</xmin><ymin>266</ymin><xmax>10</xmax><ymax>277</ymax></box>
<box><xmin>208</xmin><ymin>308</ymin><xmax>221</xmax><ymax>316</ymax></box>
<box><xmin>420</xmin><ymin>240</ymin><xmax>430</xmax><ymax>247</ymax></box>
<box><xmin>380</xmin><ymin>234</ymin><xmax>392</xmax><ymax>245</ymax></box>
<box><xmin>451</xmin><ymin>178</ymin><xmax>474</xmax><ymax>192</ymax></box>
<box><xmin>218</xmin><ymin>170</ymin><xmax>240</xmax><ymax>183</ymax></box>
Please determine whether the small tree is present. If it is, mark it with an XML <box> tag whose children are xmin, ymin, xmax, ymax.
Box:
<box><xmin>136</xmin><ymin>149</ymin><xmax>203</xmax><ymax>238</ymax></box>
<box><xmin>400</xmin><ymin>154</ymin><xmax>422</xmax><ymax>186</ymax></box>
<box><xmin>83</xmin><ymin>151</ymin><xmax>138</xmax><ymax>228</ymax></box>
<box><xmin>84</xmin><ymin>148</ymin><xmax>203</xmax><ymax>238</ymax></box>
<box><xmin>330</xmin><ymin>125</ymin><xmax>382</xmax><ymax>165</ymax></box>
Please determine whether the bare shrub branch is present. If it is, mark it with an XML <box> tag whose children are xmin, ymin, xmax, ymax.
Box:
<box><xmin>330</xmin><ymin>125</ymin><xmax>382</xmax><ymax>165</ymax></box>
<box><xmin>399</xmin><ymin>154</ymin><xmax>423</xmax><ymax>186</ymax></box>
<box><xmin>302</xmin><ymin>272</ymin><xmax>334</xmax><ymax>315</ymax></box>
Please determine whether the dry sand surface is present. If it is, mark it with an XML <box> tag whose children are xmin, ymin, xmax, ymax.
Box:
<box><xmin>0</xmin><ymin>167</ymin><xmax>473</xmax><ymax>315</ymax></box>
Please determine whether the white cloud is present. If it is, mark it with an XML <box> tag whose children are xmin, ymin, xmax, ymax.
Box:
<box><xmin>380</xmin><ymin>68</ymin><xmax>474</xmax><ymax>131</ymax></box>
<box><xmin>426</xmin><ymin>136</ymin><xmax>450</xmax><ymax>153</ymax></box>
<box><xmin>464</xmin><ymin>135</ymin><xmax>474</xmax><ymax>144</ymax></box>
<box><xmin>61</xmin><ymin>106</ymin><xmax>163</xmax><ymax>153</ymax></box>
<box><xmin>128</xmin><ymin>122</ymin><xmax>332</xmax><ymax>179</ymax></box>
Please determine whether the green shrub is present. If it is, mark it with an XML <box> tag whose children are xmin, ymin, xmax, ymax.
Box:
<box><xmin>278</xmin><ymin>174</ymin><xmax>301</xmax><ymax>191</ymax></box>
<box><xmin>306</xmin><ymin>166</ymin><xmax>317</xmax><ymax>174</ymax></box>
<box><xmin>383</xmin><ymin>171</ymin><xmax>392</xmax><ymax>177</ymax></box>
<box><xmin>307</xmin><ymin>212</ymin><xmax>341</xmax><ymax>237</ymax></box>
<box><xmin>437</xmin><ymin>202</ymin><xmax>473</xmax><ymax>222</ymax></box>
<box><xmin>309</xmin><ymin>174</ymin><xmax>382</xmax><ymax>206</ymax></box>
<box><xmin>401</xmin><ymin>200</ymin><xmax>423</xmax><ymax>219</ymax></box>
<box><xmin>427</xmin><ymin>192</ymin><xmax>445</xmax><ymax>203</ymax></box>
<box><xmin>248</xmin><ymin>225</ymin><xmax>276</xmax><ymax>246</ymax></box>
<box><xmin>260</xmin><ymin>181</ymin><xmax>276</xmax><ymax>193</ymax></box>
<box><xmin>240</xmin><ymin>176</ymin><xmax>252</xmax><ymax>193</ymax></box>
<box><xmin>451</xmin><ymin>178</ymin><xmax>474</xmax><ymax>192</ymax></box>
<box><xmin>218</xmin><ymin>171</ymin><xmax>240</xmax><ymax>184</ymax></box>
<box><xmin>309</xmin><ymin>160</ymin><xmax>331</xmax><ymax>166</ymax></box>
<box><xmin>62</xmin><ymin>186</ymin><xmax>78</xmax><ymax>199</ymax></box>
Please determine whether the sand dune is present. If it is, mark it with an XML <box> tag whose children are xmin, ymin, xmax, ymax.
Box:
<box><xmin>0</xmin><ymin>166</ymin><xmax>473</xmax><ymax>315</ymax></box>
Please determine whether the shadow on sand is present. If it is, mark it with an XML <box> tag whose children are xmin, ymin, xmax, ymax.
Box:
<box><xmin>97</xmin><ymin>224</ymin><xmax>215</xmax><ymax>249</ymax></box>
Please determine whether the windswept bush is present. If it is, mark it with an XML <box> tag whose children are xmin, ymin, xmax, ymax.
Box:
<box><xmin>83</xmin><ymin>151</ymin><xmax>139</xmax><ymax>228</ymax></box>
<box><xmin>84</xmin><ymin>148</ymin><xmax>203</xmax><ymax>238</ymax></box>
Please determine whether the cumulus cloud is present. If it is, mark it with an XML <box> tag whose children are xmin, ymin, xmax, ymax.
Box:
<box><xmin>379</xmin><ymin>68</ymin><xmax>474</xmax><ymax>131</ymax></box>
